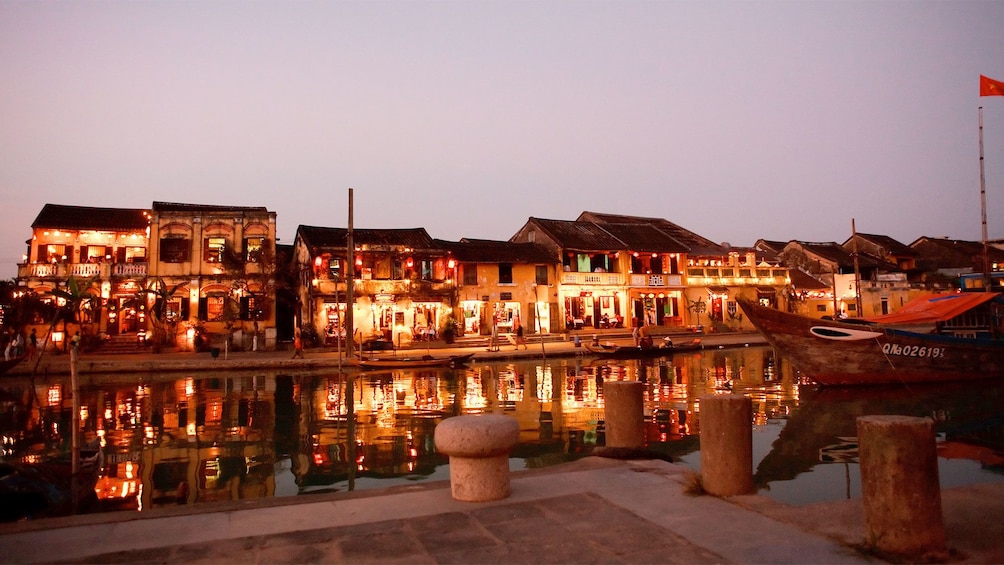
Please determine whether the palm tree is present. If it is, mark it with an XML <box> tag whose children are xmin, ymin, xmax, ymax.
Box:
<box><xmin>136</xmin><ymin>278</ymin><xmax>187</xmax><ymax>352</ymax></box>
<box><xmin>33</xmin><ymin>276</ymin><xmax>99</xmax><ymax>371</ymax></box>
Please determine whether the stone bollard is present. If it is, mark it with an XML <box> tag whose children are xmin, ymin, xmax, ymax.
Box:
<box><xmin>699</xmin><ymin>395</ymin><xmax>753</xmax><ymax>496</ymax></box>
<box><xmin>434</xmin><ymin>414</ymin><xmax>520</xmax><ymax>502</ymax></box>
<box><xmin>604</xmin><ymin>381</ymin><xmax>645</xmax><ymax>449</ymax></box>
<box><xmin>857</xmin><ymin>415</ymin><xmax>946</xmax><ymax>559</ymax></box>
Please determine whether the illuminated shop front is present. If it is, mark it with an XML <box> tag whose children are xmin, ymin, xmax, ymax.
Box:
<box><xmin>563</xmin><ymin>290</ymin><xmax>624</xmax><ymax>329</ymax></box>
<box><xmin>629</xmin><ymin>290</ymin><xmax>683</xmax><ymax>327</ymax></box>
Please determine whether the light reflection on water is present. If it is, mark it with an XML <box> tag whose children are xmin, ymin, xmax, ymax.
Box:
<box><xmin>1</xmin><ymin>345</ymin><xmax>1003</xmax><ymax>519</ymax></box>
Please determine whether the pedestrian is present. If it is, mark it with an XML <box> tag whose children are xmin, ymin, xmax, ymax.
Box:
<box><xmin>27</xmin><ymin>328</ymin><xmax>37</xmax><ymax>360</ymax></box>
<box><xmin>488</xmin><ymin>313</ymin><xmax>500</xmax><ymax>352</ymax></box>
<box><xmin>514</xmin><ymin>316</ymin><xmax>528</xmax><ymax>350</ymax></box>
<box><xmin>12</xmin><ymin>332</ymin><xmax>24</xmax><ymax>357</ymax></box>
<box><xmin>4</xmin><ymin>332</ymin><xmax>12</xmax><ymax>361</ymax></box>
<box><xmin>291</xmin><ymin>328</ymin><xmax>304</xmax><ymax>359</ymax></box>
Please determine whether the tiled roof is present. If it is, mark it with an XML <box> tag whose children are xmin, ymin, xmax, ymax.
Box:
<box><xmin>31</xmin><ymin>204</ymin><xmax>149</xmax><ymax>231</ymax></box>
<box><xmin>789</xmin><ymin>268</ymin><xmax>829</xmax><ymax>290</ymax></box>
<box><xmin>578</xmin><ymin>211</ymin><xmax>726</xmax><ymax>255</ymax></box>
<box><xmin>846</xmin><ymin>233</ymin><xmax>916</xmax><ymax>257</ymax></box>
<box><xmin>592</xmin><ymin>223</ymin><xmax>689</xmax><ymax>253</ymax></box>
<box><xmin>440</xmin><ymin>239</ymin><xmax>555</xmax><ymax>263</ymax></box>
<box><xmin>152</xmin><ymin>201</ymin><xmax>270</xmax><ymax>214</ymax></box>
<box><xmin>524</xmin><ymin>218</ymin><xmax>626</xmax><ymax>251</ymax></box>
<box><xmin>297</xmin><ymin>225</ymin><xmax>436</xmax><ymax>250</ymax></box>
<box><xmin>787</xmin><ymin>241</ymin><xmax>894</xmax><ymax>271</ymax></box>
<box><xmin>911</xmin><ymin>237</ymin><xmax>1004</xmax><ymax>269</ymax></box>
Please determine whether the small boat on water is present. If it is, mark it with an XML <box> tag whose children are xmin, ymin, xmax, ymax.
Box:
<box><xmin>357</xmin><ymin>353</ymin><xmax>474</xmax><ymax>370</ymax></box>
<box><xmin>0</xmin><ymin>356</ymin><xmax>25</xmax><ymax>375</ymax></box>
<box><xmin>0</xmin><ymin>440</ymin><xmax>103</xmax><ymax>521</ymax></box>
<box><xmin>585</xmin><ymin>338</ymin><xmax>703</xmax><ymax>359</ymax></box>
<box><xmin>738</xmin><ymin>293</ymin><xmax>1004</xmax><ymax>386</ymax></box>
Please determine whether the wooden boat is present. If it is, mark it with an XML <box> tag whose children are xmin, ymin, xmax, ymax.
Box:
<box><xmin>357</xmin><ymin>353</ymin><xmax>474</xmax><ymax>370</ymax></box>
<box><xmin>737</xmin><ymin>294</ymin><xmax>1004</xmax><ymax>386</ymax></box>
<box><xmin>0</xmin><ymin>356</ymin><xmax>25</xmax><ymax>375</ymax></box>
<box><xmin>585</xmin><ymin>338</ymin><xmax>703</xmax><ymax>358</ymax></box>
<box><xmin>0</xmin><ymin>441</ymin><xmax>103</xmax><ymax>521</ymax></box>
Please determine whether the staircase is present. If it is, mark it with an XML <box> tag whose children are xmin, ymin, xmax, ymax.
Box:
<box><xmin>98</xmin><ymin>333</ymin><xmax>148</xmax><ymax>354</ymax></box>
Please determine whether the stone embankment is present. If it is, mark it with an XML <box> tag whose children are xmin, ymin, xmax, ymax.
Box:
<box><xmin>8</xmin><ymin>328</ymin><xmax>766</xmax><ymax>378</ymax></box>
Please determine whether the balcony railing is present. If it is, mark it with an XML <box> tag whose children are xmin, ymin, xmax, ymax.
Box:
<box><xmin>560</xmin><ymin>272</ymin><xmax>624</xmax><ymax>286</ymax></box>
<box><xmin>18</xmin><ymin>262</ymin><xmax>148</xmax><ymax>280</ymax></box>
<box><xmin>628</xmin><ymin>273</ymin><xmax>683</xmax><ymax>287</ymax></box>
<box><xmin>113</xmin><ymin>263</ymin><xmax>148</xmax><ymax>277</ymax></box>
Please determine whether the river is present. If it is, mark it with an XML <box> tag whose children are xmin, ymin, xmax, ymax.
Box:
<box><xmin>1</xmin><ymin>345</ymin><xmax>1002</xmax><ymax>519</ymax></box>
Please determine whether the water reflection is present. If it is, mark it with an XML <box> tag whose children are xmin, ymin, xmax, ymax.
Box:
<box><xmin>1</xmin><ymin>345</ymin><xmax>1002</xmax><ymax>519</ymax></box>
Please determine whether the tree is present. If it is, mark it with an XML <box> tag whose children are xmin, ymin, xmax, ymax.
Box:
<box><xmin>221</xmin><ymin>239</ymin><xmax>277</xmax><ymax>351</ymax></box>
<box><xmin>687</xmin><ymin>297</ymin><xmax>707</xmax><ymax>328</ymax></box>
<box><xmin>136</xmin><ymin>278</ymin><xmax>188</xmax><ymax>352</ymax></box>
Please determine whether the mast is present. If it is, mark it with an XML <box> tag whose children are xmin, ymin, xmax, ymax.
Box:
<box><xmin>346</xmin><ymin>188</ymin><xmax>355</xmax><ymax>356</ymax></box>
<box><xmin>852</xmin><ymin>218</ymin><xmax>862</xmax><ymax>316</ymax></box>
<box><xmin>981</xmin><ymin>106</ymin><xmax>991</xmax><ymax>291</ymax></box>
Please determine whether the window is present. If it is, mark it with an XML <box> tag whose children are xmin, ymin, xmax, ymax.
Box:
<box><xmin>160</xmin><ymin>238</ymin><xmax>190</xmax><ymax>263</ymax></box>
<box><xmin>82</xmin><ymin>245</ymin><xmax>109</xmax><ymax>262</ymax></box>
<box><xmin>205</xmin><ymin>237</ymin><xmax>226</xmax><ymax>263</ymax></box>
<box><xmin>462</xmin><ymin>263</ymin><xmax>477</xmax><ymax>286</ymax></box>
<box><xmin>39</xmin><ymin>244</ymin><xmax>70</xmax><ymax>263</ymax></box>
<box><xmin>122</xmin><ymin>246</ymin><xmax>146</xmax><ymax>263</ymax></box>
<box><xmin>240</xmin><ymin>296</ymin><xmax>267</xmax><ymax>320</ymax></box>
<box><xmin>206</xmin><ymin>295</ymin><xmax>225</xmax><ymax>321</ymax></box>
<box><xmin>535</xmin><ymin>265</ymin><xmax>548</xmax><ymax>285</ymax></box>
<box><xmin>244</xmin><ymin>237</ymin><xmax>264</xmax><ymax>262</ymax></box>
<box><xmin>498</xmin><ymin>263</ymin><xmax>513</xmax><ymax>284</ymax></box>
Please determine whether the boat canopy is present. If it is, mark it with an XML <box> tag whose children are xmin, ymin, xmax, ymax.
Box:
<box><xmin>861</xmin><ymin>292</ymin><xmax>1001</xmax><ymax>325</ymax></box>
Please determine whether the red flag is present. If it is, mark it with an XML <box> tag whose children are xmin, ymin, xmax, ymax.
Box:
<box><xmin>981</xmin><ymin>75</ymin><xmax>1004</xmax><ymax>96</ymax></box>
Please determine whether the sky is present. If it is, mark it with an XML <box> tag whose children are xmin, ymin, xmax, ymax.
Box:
<box><xmin>3</xmin><ymin>0</ymin><xmax>1004</xmax><ymax>279</ymax></box>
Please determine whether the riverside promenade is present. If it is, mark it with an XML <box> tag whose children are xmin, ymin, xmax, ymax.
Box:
<box><xmin>2</xmin><ymin>330</ymin><xmax>1003</xmax><ymax>563</ymax></box>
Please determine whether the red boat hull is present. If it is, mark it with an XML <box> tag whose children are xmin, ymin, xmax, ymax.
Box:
<box><xmin>738</xmin><ymin>297</ymin><xmax>1004</xmax><ymax>386</ymax></box>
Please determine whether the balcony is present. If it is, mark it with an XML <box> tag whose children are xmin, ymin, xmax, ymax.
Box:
<box><xmin>113</xmin><ymin>262</ymin><xmax>148</xmax><ymax>277</ymax></box>
<box><xmin>628</xmin><ymin>273</ymin><xmax>683</xmax><ymax>288</ymax></box>
<box><xmin>560</xmin><ymin>272</ymin><xmax>624</xmax><ymax>286</ymax></box>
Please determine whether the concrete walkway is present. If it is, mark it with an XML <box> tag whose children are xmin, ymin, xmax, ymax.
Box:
<box><xmin>2</xmin><ymin>456</ymin><xmax>1002</xmax><ymax>563</ymax></box>
<box><xmin>0</xmin><ymin>458</ymin><xmax>868</xmax><ymax>564</ymax></box>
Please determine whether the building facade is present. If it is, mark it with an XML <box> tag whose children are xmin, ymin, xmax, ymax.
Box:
<box><xmin>16</xmin><ymin>202</ymin><xmax>279</xmax><ymax>350</ymax></box>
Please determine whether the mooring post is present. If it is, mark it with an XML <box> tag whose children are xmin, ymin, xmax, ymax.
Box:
<box><xmin>604</xmin><ymin>381</ymin><xmax>645</xmax><ymax>449</ymax></box>
<box><xmin>857</xmin><ymin>415</ymin><xmax>946</xmax><ymax>559</ymax></box>
<box><xmin>699</xmin><ymin>395</ymin><xmax>754</xmax><ymax>496</ymax></box>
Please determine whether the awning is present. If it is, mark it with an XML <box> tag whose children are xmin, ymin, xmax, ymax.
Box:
<box><xmin>756</xmin><ymin>286</ymin><xmax>776</xmax><ymax>296</ymax></box>
<box><xmin>707</xmin><ymin>286</ymin><xmax>730</xmax><ymax>294</ymax></box>
<box><xmin>862</xmin><ymin>292</ymin><xmax>1000</xmax><ymax>325</ymax></box>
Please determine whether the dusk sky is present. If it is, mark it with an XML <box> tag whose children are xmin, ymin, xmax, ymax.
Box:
<box><xmin>3</xmin><ymin>1</ymin><xmax>1004</xmax><ymax>279</ymax></box>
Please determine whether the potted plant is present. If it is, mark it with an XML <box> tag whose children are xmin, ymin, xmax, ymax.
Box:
<box><xmin>442</xmin><ymin>317</ymin><xmax>460</xmax><ymax>344</ymax></box>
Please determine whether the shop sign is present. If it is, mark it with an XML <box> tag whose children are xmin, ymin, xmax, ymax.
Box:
<box><xmin>500</xmin><ymin>292</ymin><xmax>512</xmax><ymax>301</ymax></box>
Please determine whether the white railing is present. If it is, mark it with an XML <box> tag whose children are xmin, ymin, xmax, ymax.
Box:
<box><xmin>69</xmin><ymin>263</ymin><xmax>105</xmax><ymax>278</ymax></box>
<box><xmin>113</xmin><ymin>263</ymin><xmax>148</xmax><ymax>276</ymax></box>
<box><xmin>628</xmin><ymin>274</ymin><xmax>684</xmax><ymax>287</ymax></box>
<box><xmin>561</xmin><ymin>272</ymin><xmax>624</xmax><ymax>285</ymax></box>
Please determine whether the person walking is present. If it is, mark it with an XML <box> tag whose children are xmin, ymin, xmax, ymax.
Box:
<box><xmin>27</xmin><ymin>328</ymin><xmax>37</xmax><ymax>361</ymax></box>
<box><xmin>513</xmin><ymin>316</ymin><xmax>528</xmax><ymax>350</ymax></box>
<box><xmin>291</xmin><ymin>328</ymin><xmax>304</xmax><ymax>359</ymax></box>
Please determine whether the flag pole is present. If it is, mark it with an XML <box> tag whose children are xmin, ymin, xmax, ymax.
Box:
<box><xmin>981</xmin><ymin>106</ymin><xmax>991</xmax><ymax>291</ymax></box>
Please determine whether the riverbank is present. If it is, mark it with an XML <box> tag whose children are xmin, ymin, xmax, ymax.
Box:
<box><xmin>6</xmin><ymin>328</ymin><xmax>767</xmax><ymax>378</ymax></box>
